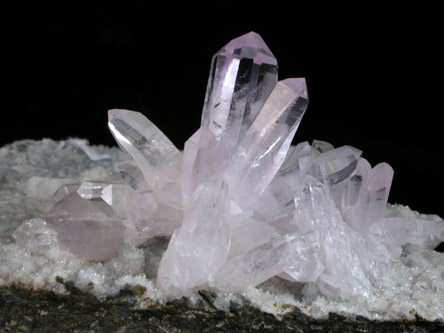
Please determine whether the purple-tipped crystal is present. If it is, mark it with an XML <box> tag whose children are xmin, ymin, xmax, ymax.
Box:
<box><xmin>201</xmin><ymin>32</ymin><xmax>278</xmax><ymax>156</ymax></box>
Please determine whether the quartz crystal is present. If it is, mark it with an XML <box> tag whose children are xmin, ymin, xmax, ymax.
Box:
<box><xmin>8</xmin><ymin>32</ymin><xmax>444</xmax><ymax>307</ymax></box>
<box><xmin>45</xmin><ymin>190</ymin><xmax>125</xmax><ymax>261</ymax></box>
<box><xmin>213</xmin><ymin>231</ymin><xmax>320</xmax><ymax>293</ymax></box>
<box><xmin>12</xmin><ymin>218</ymin><xmax>58</xmax><ymax>255</ymax></box>
<box><xmin>201</xmin><ymin>32</ymin><xmax>278</xmax><ymax>157</ymax></box>
<box><xmin>108</xmin><ymin>109</ymin><xmax>183</xmax><ymax>208</ymax></box>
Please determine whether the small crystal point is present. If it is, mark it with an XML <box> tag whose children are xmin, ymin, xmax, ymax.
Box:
<box><xmin>101</xmin><ymin>183</ymin><xmax>132</xmax><ymax>218</ymax></box>
<box><xmin>201</xmin><ymin>31</ymin><xmax>278</xmax><ymax>155</ymax></box>
<box><xmin>108</xmin><ymin>109</ymin><xmax>182</xmax><ymax>207</ymax></box>
<box><xmin>312</xmin><ymin>140</ymin><xmax>334</xmax><ymax>153</ymax></box>
<box><xmin>51</xmin><ymin>183</ymin><xmax>80</xmax><ymax>204</ymax></box>
<box><xmin>77</xmin><ymin>182</ymin><xmax>107</xmax><ymax>200</ymax></box>
<box><xmin>181</xmin><ymin>128</ymin><xmax>218</xmax><ymax>206</ymax></box>
<box><xmin>343</xmin><ymin>162</ymin><xmax>394</xmax><ymax>232</ymax></box>
<box><xmin>222</xmin><ymin>31</ymin><xmax>276</xmax><ymax>64</ymax></box>
<box><xmin>280</xmin><ymin>78</ymin><xmax>308</xmax><ymax>99</ymax></box>
<box><xmin>316</xmin><ymin>146</ymin><xmax>362</xmax><ymax>185</ymax></box>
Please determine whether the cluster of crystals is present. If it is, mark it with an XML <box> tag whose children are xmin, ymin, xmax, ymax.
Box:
<box><xmin>13</xmin><ymin>32</ymin><xmax>444</xmax><ymax>299</ymax></box>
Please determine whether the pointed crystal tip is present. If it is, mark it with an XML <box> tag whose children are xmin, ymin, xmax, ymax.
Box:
<box><xmin>280</xmin><ymin>78</ymin><xmax>308</xmax><ymax>99</ymax></box>
<box><xmin>229</xmin><ymin>32</ymin><xmax>271</xmax><ymax>52</ymax></box>
<box><xmin>221</xmin><ymin>31</ymin><xmax>276</xmax><ymax>65</ymax></box>
<box><xmin>108</xmin><ymin>109</ymin><xmax>127</xmax><ymax>122</ymax></box>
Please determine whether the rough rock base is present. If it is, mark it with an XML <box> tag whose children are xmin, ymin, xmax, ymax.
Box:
<box><xmin>1</xmin><ymin>286</ymin><xmax>443</xmax><ymax>332</ymax></box>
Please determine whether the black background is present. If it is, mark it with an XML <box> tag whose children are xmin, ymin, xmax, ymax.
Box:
<box><xmin>6</xmin><ymin>2</ymin><xmax>443</xmax><ymax>242</ymax></box>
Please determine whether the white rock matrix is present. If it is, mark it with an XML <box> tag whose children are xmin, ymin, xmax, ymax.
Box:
<box><xmin>1</xmin><ymin>32</ymin><xmax>444</xmax><ymax>320</ymax></box>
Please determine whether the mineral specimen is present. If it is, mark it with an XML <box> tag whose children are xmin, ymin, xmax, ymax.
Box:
<box><xmin>2</xmin><ymin>32</ymin><xmax>444</xmax><ymax>321</ymax></box>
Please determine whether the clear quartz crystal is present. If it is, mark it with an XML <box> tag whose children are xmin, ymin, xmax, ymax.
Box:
<box><xmin>154</xmin><ymin>33</ymin><xmax>443</xmax><ymax>298</ymax></box>
<box><xmin>108</xmin><ymin>109</ymin><xmax>183</xmax><ymax>207</ymax></box>
<box><xmin>12</xmin><ymin>218</ymin><xmax>58</xmax><ymax>254</ymax></box>
<box><xmin>101</xmin><ymin>183</ymin><xmax>133</xmax><ymax>218</ymax></box>
<box><xmin>213</xmin><ymin>231</ymin><xmax>320</xmax><ymax>293</ymax></box>
<box><xmin>45</xmin><ymin>191</ymin><xmax>125</xmax><ymax>261</ymax></box>
<box><xmin>312</xmin><ymin>139</ymin><xmax>335</xmax><ymax>153</ymax></box>
<box><xmin>126</xmin><ymin>189</ymin><xmax>183</xmax><ymax>237</ymax></box>
<box><xmin>181</xmin><ymin>128</ymin><xmax>218</xmax><ymax>206</ymax></box>
<box><xmin>343</xmin><ymin>162</ymin><xmax>394</xmax><ymax>232</ymax></box>
<box><xmin>201</xmin><ymin>31</ymin><xmax>278</xmax><ymax>156</ymax></box>
<box><xmin>77</xmin><ymin>182</ymin><xmax>108</xmax><ymax>200</ymax></box>
<box><xmin>370</xmin><ymin>204</ymin><xmax>444</xmax><ymax>249</ymax></box>
<box><xmin>51</xmin><ymin>183</ymin><xmax>80</xmax><ymax>204</ymax></box>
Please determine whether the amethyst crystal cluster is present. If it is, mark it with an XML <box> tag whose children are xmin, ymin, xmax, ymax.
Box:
<box><xmin>11</xmin><ymin>32</ymin><xmax>444</xmax><ymax>301</ymax></box>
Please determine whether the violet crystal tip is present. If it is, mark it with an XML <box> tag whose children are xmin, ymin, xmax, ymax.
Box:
<box><xmin>108</xmin><ymin>108</ymin><xmax>124</xmax><ymax>121</ymax></box>
<box><xmin>280</xmin><ymin>78</ymin><xmax>308</xmax><ymax>99</ymax></box>
<box><xmin>223</xmin><ymin>31</ymin><xmax>275</xmax><ymax>60</ymax></box>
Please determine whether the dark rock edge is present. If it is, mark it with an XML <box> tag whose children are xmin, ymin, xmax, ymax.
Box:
<box><xmin>1</xmin><ymin>285</ymin><xmax>443</xmax><ymax>332</ymax></box>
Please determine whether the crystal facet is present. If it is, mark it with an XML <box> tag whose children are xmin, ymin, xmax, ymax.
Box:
<box><xmin>225</xmin><ymin>78</ymin><xmax>308</xmax><ymax>207</ymax></box>
<box><xmin>45</xmin><ymin>191</ymin><xmax>125</xmax><ymax>261</ymax></box>
<box><xmin>214</xmin><ymin>231</ymin><xmax>320</xmax><ymax>293</ymax></box>
<box><xmin>108</xmin><ymin>109</ymin><xmax>182</xmax><ymax>207</ymax></box>
<box><xmin>201</xmin><ymin>31</ymin><xmax>278</xmax><ymax>156</ymax></box>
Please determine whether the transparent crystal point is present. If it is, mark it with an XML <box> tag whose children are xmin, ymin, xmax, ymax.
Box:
<box><xmin>108</xmin><ymin>109</ymin><xmax>182</xmax><ymax>207</ymax></box>
<box><xmin>343</xmin><ymin>162</ymin><xmax>394</xmax><ymax>232</ymax></box>
<box><xmin>201</xmin><ymin>31</ymin><xmax>278</xmax><ymax>154</ymax></box>
<box><xmin>51</xmin><ymin>183</ymin><xmax>80</xmax><ymax>204</ymax></box>
<box><xmin>181</xmin><ymin>128</ymin><xmax>218</xmax><ymax>206</ymax></box>
<box><xmin>312</xmin><ymin>140</ymin><xmax>335</xmax><ymax>153</ymax></box>
<box><xmin>315</xmin><ymin>146</ymin><xmax>362</xmax><ymax>185</ymax></box>
<box><xmin>77</xmin><ymin>182</ymin><xmax>108</xmax><ymax>200</ymax></box>
<box><xmin>101</xmin><ymin>183</ymin><xmax>132</xmax><ymax>218</ymax></box>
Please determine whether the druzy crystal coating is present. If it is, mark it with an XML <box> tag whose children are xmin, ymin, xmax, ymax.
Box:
<box><xmin>12</xmin><ymin>32</ymin><xmax>444</xmax><ymax>300</ymax></box>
